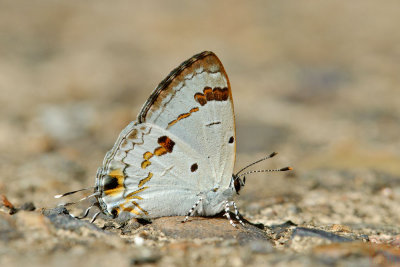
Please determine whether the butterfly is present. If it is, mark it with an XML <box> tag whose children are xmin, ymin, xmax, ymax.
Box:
<box><xmin>56</xmin><ymin>51</ymin><xmax>291</xmax><ymax>227</ymax></box>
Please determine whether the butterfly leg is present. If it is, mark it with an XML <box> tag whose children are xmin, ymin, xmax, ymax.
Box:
<box><xmin>182</xmin><ymin>196</ymin><xmax>203</xmax><ymax>223</ymax></box>
<box><xmin>75</xmin><ymin>203</ymin><xmax>95</xmax><ymax>219</ymax></box>
<box><xmin>224</xmin><ymin>200</ymin><xmax>236</xmax><ymax>227</ymax></box>
<box><xmin>232</xmin><ymin>201</ymin><xmax>245</xmax><ymax>226</ymax></box>
<box><xmin>90</xmin><ymin>211</ymin><xmax>101</xmax><ymax>223</ymax></box>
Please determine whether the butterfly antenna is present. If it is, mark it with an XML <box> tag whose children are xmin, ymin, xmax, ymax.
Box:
<box><xmin>235</xmin><ymin>152</ymin><xmax>278</xmax><ymax>176</ymax></box>
<box><xmin>62</xmin><ymin>192</ymin><xmax>100</xmax><ymax>207</ymax></box>
<box><xmin>54</xmin><ymin>186</ymin><xmax>95</xmax><ymax>199</ymax></box>
<box><xmin>237</xmin><ymin>167</ymin><xmax>292</xmax><ymax>178</ymax></box>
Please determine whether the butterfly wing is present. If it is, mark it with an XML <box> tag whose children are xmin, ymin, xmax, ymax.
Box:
<box><xmin>139</xmin><ymin>51</ymin><xmax>236</xmax><ymax>189</ymax></box>
<box><xmin>95</xmin><ymin>52</ymin><xmax>236</xmax><ymax>219</ymax></box>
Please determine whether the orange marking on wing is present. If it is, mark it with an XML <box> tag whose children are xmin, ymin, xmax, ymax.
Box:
<box><xmin>143</xmin><ymin>151</ymin><xmax>153</xmax><ymax>160</ymax></box>
<box><xmin>213</xmin><ymin>87</ymin><xmax>223</xmax><ymax>101</ymax></box>
<box><xmin>177</xmin><ymin>112</ymin><xmax>191</xmax><ymax>120</ymax></box>
<box><xmin>125</xmin><ymin>195</ymin><xmax>143</xmax><ymax>200</ymax></box>
<box><xmin>203</xmin><ymin>86</ymin><xmax>214</xmax><ymax>101</ymax></box>
<box><xmin>167</xmin><ymin>107</ymin><xmax>199</xmax><ymax>129</ymax></box>
<box><xmin>167</xmin><ymin>113</ymin><xmax>190</xmax><ymax>128</ymax></box>
<box><xmin>128</xmin><ymin>207</ymin><xmax>141</xmax><ymax>215</ymax></box>
<box><xmin>119</xmin><ymin>204</ymin><xmax>141</xmax><ymax>215</ymax></box>
<box><xmin>190</xmin><ymin>107</ymin><xmax>199</xmax><ymax>113</ymax></box>
<box><xmin>104</xmin><ymin>189</ymin><xmax>124</xmax><ymax>196</ymax></box>
<box><xmin>158</xmin><ymin>136</ymin><xmax>175</xmax><ymax>153</ymax></box>
<box><xmin>122</xmin><ymin>206</ymin><xmax>133</xmax><ymax>212</ymax></box>
<box><xmin>194</xmin><ymin>86</ymin><xmax>229</xmax><ymax>106</ymax></box>
<box><xmin>194</xmin><ymin>93</ymin><xmax>207</xmax><ymax>106</ymax></box>
<box><xmin>131</xmin><ymin>201</ymin><xmax>148</xmax><ymax>215</ymax></box>
<box><xmin>109</xmin><ymin>169</ymin><xmax>124</xmax><ymax>179</ymax></box>
<box><xmin>154</xmin><ymin>146</ymin><xmax>167</xmax><ymax>156</ymax></box>
<box><xmin>120</xmin><ymin>202</ymin><xmax>145</xmax><ymax>215</ymax></box>
<box><xmin>125</xmin><ymin>186</ymin><xmax>148</xmax><ymax>200</ymax></box>
<box><xmin>221</xmin><ymin>87</ymin><xmax>229</xmax><ymax>101</ymax></box>
<box><xmin>141</xmin><ymin>160</ymin><xmax>151</xmax><ymax>169</ymax></box>
<box><xmin>167</xmin><ymin>120</ymin><xmax>178</xmax><ymax>128</ymax></box>
<box><xmin>221</xmin><ymin>87</ymin><xmax>229</xmax><ymax>100</ymax></box>
<box><xmin>138</xmin><ymin>172</ymin><xmax>153</xmax><ymax>187</ymax></box>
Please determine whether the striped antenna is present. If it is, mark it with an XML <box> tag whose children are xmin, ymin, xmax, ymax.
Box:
<box><xmin>62</xmin><ymin>192</ymin><xmax>100</xmax><ymax>206</ymax></box>
<box><xmin>237</xmin><ymin>167</ymin><xmax>292</xmax><ymax>178</ymax></box>
<box><xmin>235</xmin><ymin>152</ymin><xmax>278</xmax><ymax>176</ymax></box>
<box><xmin>54</xmin><ymin>186</ymin><xmax>95</xmax><ymax>199</ymax></box>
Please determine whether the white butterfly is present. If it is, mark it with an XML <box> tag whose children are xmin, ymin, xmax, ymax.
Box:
<box><xmin>57</xmin><ymin>51</ymin><xmax>291</xmax><ymax>227</ymax></box>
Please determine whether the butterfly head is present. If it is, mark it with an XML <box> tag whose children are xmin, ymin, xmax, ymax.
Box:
<box><xmin>232</xmin><ymin>174</ymin><xmax>245</xmax><ymax>195</ymax></box>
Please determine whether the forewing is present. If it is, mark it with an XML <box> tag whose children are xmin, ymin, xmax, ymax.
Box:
<box><xmin>138</xmin><ymin>51</ymin><xmax>236</xmax><ymax>188</ymax></box>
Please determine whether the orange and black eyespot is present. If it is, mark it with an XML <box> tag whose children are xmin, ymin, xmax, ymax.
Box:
<box><xmin>191</xmin><ymin>163</ymin><xmax>198</xmax><ymax>172</ymax></box>
<box><xmin>103</xmin><ymin>176</ymin><xmax>119</xmax><ymax>191</ymax></box>
<box><xmin>158</xmin><ymin>136</ymin><xmax>175</xmax><ymax>153</ymax></box>
<box><xmin>103</xmin><ymin>169</ymin><xmax>125</xmax><ymax>195</ymax></box>
<box><xmin>229</xmin><ymin>136</ymin><xmax>234</xmax><ymax>144</ymax></box>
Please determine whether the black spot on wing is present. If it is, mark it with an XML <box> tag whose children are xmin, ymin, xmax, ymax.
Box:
<box><xmin>206</xmin><ymin>121</ymin><xmax>221</xmax><ymax>127</ymax></box>
<box><xmin>191</xmin><ymin>163</ymin><xmax>198</xmax><ymax>172</ymax></box>
<box><xmin>103</xmin><ymin>177</ymin><xmax>119</xmax><ymax>191</ymax></box>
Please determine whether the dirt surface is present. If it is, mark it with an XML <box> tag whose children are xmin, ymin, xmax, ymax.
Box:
<box><xmin>1</xmin><ymin>1</ymin><xmax>400</xmax><ymax>266</ymax></box>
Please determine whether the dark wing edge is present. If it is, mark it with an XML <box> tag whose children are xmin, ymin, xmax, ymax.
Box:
<box><xmin>138</xmin><ymin>51</ymin><xmax>221</xmax><ymax>123</ymax></box>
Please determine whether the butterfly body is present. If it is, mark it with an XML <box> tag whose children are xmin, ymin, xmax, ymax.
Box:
<box><xmin>95</xmin><ymin>51</ymin><xmax>238</xmax><ymax>220</ymax></box>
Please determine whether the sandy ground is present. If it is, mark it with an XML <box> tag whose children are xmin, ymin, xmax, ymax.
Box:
<box><xmin>0</xmin><ymin>1</ymin><xmax>399</xmax><ymax>266</ymax></box>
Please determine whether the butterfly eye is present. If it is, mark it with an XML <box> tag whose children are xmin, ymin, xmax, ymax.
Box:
<box><xmin>234</xmin><ymin>177</ymin><xmax>242</xmax><ymax>194</ymax></box>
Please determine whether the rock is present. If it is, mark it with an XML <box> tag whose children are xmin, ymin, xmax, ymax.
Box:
<box><xmin>42</xmin><ymin>206</ymin><xmax>104</xmax><ymax>232</ymax></box>
<box><xmin>20</xmin><ymin>202</ymin><xmax>36</xmax><ymax>211</ymax></box>
<box><xmin>292</xmin><ymin>227</ymin><xmax>353</xmax><ymax>242</ymax></box>
<box><xmin>330</xmin><ymin>224</ymin><xmax>351</xmax><ymax>233</ymax></box>
<box><xmin>120</xmin><ymin>219</ymin><xmax>145</xmax><ymax>234</ymax></box>
<box><xmin>313</xmin><ymin>242</ymin><xmax>400</xmax><ymax>266</ymax></box>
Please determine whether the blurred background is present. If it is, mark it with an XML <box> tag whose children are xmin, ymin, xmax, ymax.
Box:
<box><xmin>0</xmin><ymin>1</ymin><xmax>399</xmax><ymax>224</ymax></box>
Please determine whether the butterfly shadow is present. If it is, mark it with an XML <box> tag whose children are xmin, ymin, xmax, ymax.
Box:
<box><xmin>211</xmin><ymin>211</ymin><xmax>266</xmax><ymax>230</ymax></box>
